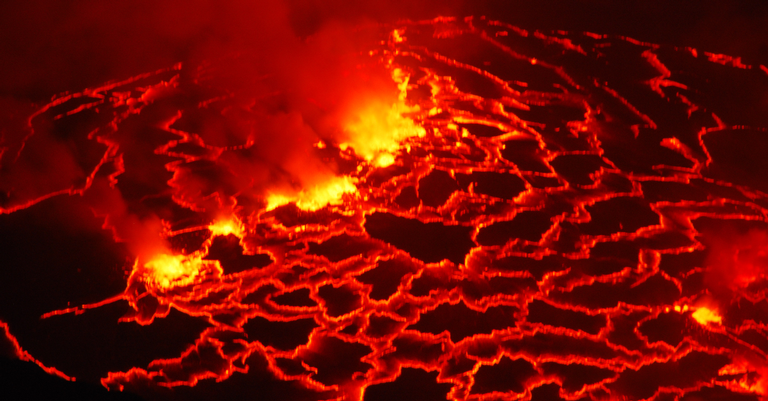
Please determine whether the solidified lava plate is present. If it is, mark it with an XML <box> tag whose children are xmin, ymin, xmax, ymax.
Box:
<box><xmin>3</xmin><ymin>15</ymin><xmax>768</xmax><ymax>401</ymax></box>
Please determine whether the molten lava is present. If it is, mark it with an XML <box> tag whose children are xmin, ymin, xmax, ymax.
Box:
<box><xmin>692</xmin><ymin>306</ymin><xmax>723</xmax><ymax>326</ymax></box>
<box><xmin>341</xmin><ymin>67</ymin><xmax>427</xmax><ymax>168</ymax></box>
<box><xmin>207</xmin><ymin>218</ymin><xmax>244</xmax><ymax>238</ymax></box>
<box><xmin>266</xmin><ymin>175</ymin><xmax>358</xmax><ymax>211</ymax></box>
<box><xmin>140</xmin><ymin>254</ymin><xmax>211</xmax><ymax>290</ymax></box>
<box><xmin>2</xmin><ymin>14</ymin><xmax>768</xmax><ymax>401</ymax></box>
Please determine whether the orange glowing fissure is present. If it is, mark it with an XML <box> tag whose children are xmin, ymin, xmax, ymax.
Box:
<box><xmin>3</xmin><ymin>16</ymin><xmax>768</xmax><ymax>401</ymax></box>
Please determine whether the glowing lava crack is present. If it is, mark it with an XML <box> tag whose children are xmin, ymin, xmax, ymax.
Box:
<box><xmin>3</xmin><ymin>16</ymin><xmax>768</xmax><ymax>401</ymax></box>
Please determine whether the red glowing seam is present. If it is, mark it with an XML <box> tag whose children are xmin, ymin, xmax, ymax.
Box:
<box><xmin>396</xmin><ymin>45</ymin><xmax>525</xmax><ymax>97</ymax></box>
<box><xmin>532</xmin><ymin>31</ymin><xmax>588</xmax><ymax>55</ymax></box>
<box><xmin>583</xmin><ymin>32</ymin><xmax>607</xmax><ymax>40</ymax></box>
<box><xmin>696</xmin><ymin>174</ymin><xmax>768</xmax><ymax>201</ymax></box>
<box><xmin>642</xmin><ymin>50</ymin><xmax>689</xmax><ymax>98</ymax></box>
<box><xmin>0</xmin><ymin>320</ymin><xmax>74</xmax><ymax>382</ymax></box>
<box><xmin>0</xmin><ymin>320</ymin><xmax>26</xmax><ymax>361</ymax></box>
<box><xmin>40</xmin><ymin>294</ymin><xmax>124</xmax><ymax>319</ymax></box>
<box><xmin>659</xmin><ymin>136</ymin><xmax>705</xmax><ymax>173</ymax></box>
<box><xmin>704</xmin><ymin>52</ymin><xmax>751</xmax><ymax>69</ymax></box>
<box><xmin>468</xmin><ymin>27</ymin><xmax>585</xmax><ymax>91</ymax></box>
<box><xmin>675</xmin><ymin>92</ymin><xmax>701</xmax><ymax>118</ymax></box>
<box><xmin>102</xmin><ymin>367</ymin><xmax>164</xmax><ymax>392</ymax></box>
<box><xmin>0</xmin><ymin>132</ymin><xmax>120</xmax><ymax>215</ymax></box>
<box><xmin>493</xmin><ymin>334</ymin><xmax>637</xmax><ymax>370</ymax></box>
<box><xmin>196</xmin><ymin>94</ymin><xmax>234</xmax><ymax>109</ymax></box>
<box><xmin>0</xmin><ymin>188</ymin><xmax>78</xmax><ymax>215</ymax></box>
<box><xmin>466</xmin><ymin>366</ymin><xmax>612</xmax><ymax>400</ymax></box>
<box><xmin>485</xmin><ymin>19</ymin><xmax>530</xmax><ymax>38</ymax></box>
<box><xmin>592</xmin><ymin>79</ymin><xmax>658</xmax><ymax>130</ymax></box>
<box><xmin>103</xmin><ymin>327</ymin><xmax>254</xmax><ymax>390</ymax></box>
<box><xmin>29</xmin><ymin>63</ymin><xmax>183</xmax><ymax>121</ymax></box>
<box><xmin>279</xmin><ymin>332</ymin><xmax>368</xmax><ymax>392</ymax></box>
<box><xmin>146</xmin><ymin>337</ymin><xmax>236</xmax><ymax>387</ymax></box>
<box><xmin>3</xmin><ymin>74</ymin><xmax>183</xmax><ymax>215</ymax></box>
<box><xmin>52</xmin><ymin>98</ymin><xmax>106</xmax><ymax>120</ymax></box>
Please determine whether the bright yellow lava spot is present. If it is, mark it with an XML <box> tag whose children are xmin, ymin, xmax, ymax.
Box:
<box><xmin>208</xmin><ymin>218</ymin><xmax>243</xmax><ymax>238</ymax></box>
<box><xmin>143</xmin><ymin>253</ymin><xmax>204</xmax><ymax>289</ymax></box>
<box><xmin>374</xmin><ymin>153</ymin><xmax>396</xmax><ymax>167</ymax></box>
<box><xmin>266</xmin><ymin>176</ymin><xmax>357</xmax><ymax>211</ymax></box>
<box><xmin>692</xmin><ymin>306</ymin><xmax>722</xmax><ymax>325</ymax></box>
<box><xmin>265</xmin><ymin>194</ymin><xmax>292</xmax><ymax>211</ymax></box>
<box><xmin>392</xmin><ymin>29</ymin><xmax>405</xmax><ymax>43</ymax></box>
<box><xmin>341</xmin><ymin>102</ymin><xmax>425</xmax><ymax>162</ymax></box>
<box><xmin>342</xmin><ymin>68</ymin><xmax>426</xmax><ymax>165</ymax></box>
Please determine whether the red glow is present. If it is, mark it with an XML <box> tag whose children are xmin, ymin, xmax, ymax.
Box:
<box><xmin>2</xmin><ymin>13</ymin><xmax>768</xmax><ymax>401</ymax></box>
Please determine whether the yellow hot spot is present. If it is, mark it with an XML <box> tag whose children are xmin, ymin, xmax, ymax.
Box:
<box><xmin>144</xmin><ymin>253</ymin><xmax>202</xmax><ymax>289</ymax></box>
<box><xmin>374</xmin><ymin>153</ymin><xmax>396</xmax><ymax>167</ymax></box>
<box><xmin>296</xmin><ymin>176</ymin><xmax>357</xmax><ymax>210</ymax></box>
<box><xmin>343</xmin><ymin>101</ymin><xmax>425</xmax><ymax>163</ymax></box>
<box><xmin>208</xmin><ymin>218</ymin><xmax>243</xmax><ymax>238</ymax></box>
<box><xmin>692</xmin><ymin>306</ymin><xmax>722</xmax><ymax>325</ymax></box>
<box><xmin>266</xmin><ymin>176</ymin><xmax>357</xmax><ymax>211</ymax></box>
<box><xmin>342</xmin><ymin>67</ymin><xmax>425</xmax><ymax>165</ymax></box>
<box><xmin>392</xmin><ymin>29</ymin><xmax>405</xmax><ymax>43</ymax></box>
<box><xmin>266</xmin><ymin>194</ymin><xmax>293</xmax><ymax>211</ymax></box>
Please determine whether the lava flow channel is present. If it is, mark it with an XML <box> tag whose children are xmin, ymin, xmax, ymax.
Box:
<box><xmin>3</xmin><ymin>15</ymin><xmax>768</xmax><ymax>401</ymax></box>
